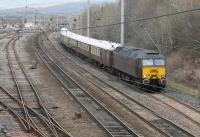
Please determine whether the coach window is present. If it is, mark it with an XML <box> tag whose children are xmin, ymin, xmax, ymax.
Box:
<box><xmin>92</xmin><ymin>47</ymin><xmax>94</xmax><ymax>54</ymax></box>
<box><xmin>98</xmin><ymin>49</ymin><xmax>100</xmax><ymax>56</ymax></box>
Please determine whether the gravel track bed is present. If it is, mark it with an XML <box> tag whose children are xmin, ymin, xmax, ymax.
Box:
<box><xmin>0</xmin><ymin>36</ymin><xmax>36</xmax><ymax>137</ymax></box>
<box><xmin>50</xmin><ymin>33</ymin><xmax>196</xmax><ymax>137</ymax></box>
<box><xmin>42</xmin><ymin>33</ymin><xmax>167</xmax><ymax>137</ymax></box>
<box><xmin>31</xmin><ymin>34</ymin><xmax>109</xmax><ymax>137</ymax></box>
<box><xmin>165</xmin><ymin>89</ymin><xmax>200</xmax><ymax>111</ymax></box>
<box><xmin>48</xmin><ymin>32</ymin><xmax>200</xmax><ymax>137</ymax></box>
<box><xmin>0</xmin><ymin>34</ymin><xmax>108</xmax><ymax>137</ymax></box>
<box><xmin>148</xmin><ymin>93</ymin><xmax>200</xmax><ymax>124</ymax></box>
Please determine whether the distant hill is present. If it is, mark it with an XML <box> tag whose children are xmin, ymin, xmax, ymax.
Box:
<box><xmin>0</xmin><ymin>2</ymin><xmax>87</xmax><ymax>16</ymax></box>
<box><xmin>0</xmin><ymin>1</ymin><xmax>116</xmax><ymax>16</ymax></box>
<box><xmin>39</xmin><ymin>2</ymin><xmax>88</xmax><ymax>15</ymax></box>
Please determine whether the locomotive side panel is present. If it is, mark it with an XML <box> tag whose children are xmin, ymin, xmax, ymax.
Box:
<box><xmin>112</xmin><ymin>52</ymin><xmax>138</xmax><ymax>77</ymax></box>
<box><xmin>102</xmin><ymin>49</ymin><xmax>113</xmax><ymax>67</ymax></box>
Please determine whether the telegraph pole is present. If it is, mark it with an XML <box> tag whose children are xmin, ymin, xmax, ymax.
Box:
<box><xmin>25</xmin><ymin>5</ymin><xmax>27</xmax><ymax>24</ymax></box>
<box><xmin>57</xmin><ymin>15</ymin><xmax>59</xmax><ymax>29</ymax></box>
<box><xmin>43</xmin><ymin>16</ymin><xmax>45</xmax><ymax>29</ymax></box>
<box><xmin>0</xmin><ymin>18</ymin><xmax>2</xmax><ymax>28</ymax></box>
<box><xmin>87</xmin><ymin>0</ymin><xmax>90</xmax><ymax>37</ymax></box>
<box><xmin>34</xmin><ymin>10</ymin><xmax>37</xmax><ymax>26</ymax></box>
<box><xmin>121</xmin><ymin>0</ymin><xmax>125</xmax><ymax>46</ymax></box>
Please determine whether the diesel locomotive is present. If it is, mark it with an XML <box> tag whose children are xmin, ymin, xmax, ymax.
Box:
<box><xmin>60</xmin><ymin>28</ymin><xmax>166</xmax><ymax>89</ymax></box>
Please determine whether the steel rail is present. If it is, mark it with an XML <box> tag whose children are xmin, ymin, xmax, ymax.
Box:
<box><xmin>49</xmin><ymin>36</ymin><xmax>195</xmax><ymax>137</ymax></box>
<box><xmin>0</xmin><ymin>86</ymin><xmax>73</xmax><ymax>137</ymax></box>
<box><xmin>5</xmin><ymin>37</ymin><xmax>60</xmax><ymax>136</ymax></box>
<box><xmin>88</xmin><ymin>81</ymin><xmax>195</xmax><ymax>137</ymax></box>
<box><xmin>9</xmin><ymin>37</ymin><xmax>72</xmax><ymax>137</ymax></box>
<box><xmin>0</xmin><ymin>100</ymin><xmax>47</xmax><ymax>137</ymax></box>
<box><xmin>56</xmin><ymin>34</ymin><xmax>200</xmax><ymax>130</ymax></box>
<box><xmin>12</xmin><ymin>37</ymin><xmax>59</xmax><ymax>137</ymax></box>
<box><xmin>0</xmin><ymin>37</ymin><xmax>47</xmax><ymax>137</ymax></box>
<box><xmin>147</xmin><ymin>93</ymin><xmax>200</xmax><ymax>128</ymax></box>
<box><xmin>162</xmin><ymin>90</ymin><xmax>200</xmax><ymax>114</ymax></box>
<box><xmin>6</xmin><ymin>38</ymin><xmax>31</xmax><ymax>130</ymax></box>
<box><xmin>35</xmin><ymin>33</ymin><xmax>139</xmax><ymax>137</ymax></box>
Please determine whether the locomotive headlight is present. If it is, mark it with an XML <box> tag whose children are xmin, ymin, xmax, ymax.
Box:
<box><xmin>161</xmin><ymin>75</ymin><xmax>165</xmax><ymax>78</ymax></box>
<box><xmin>144</xmin><ymin>74</ymin><xmax>150</xmax><ymax>78</ymax></box>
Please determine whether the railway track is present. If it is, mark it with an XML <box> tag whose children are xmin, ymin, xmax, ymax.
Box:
<box><xmin>35</xmin><ymin>33</ymin><xmax>139</xmax><ymax>137</ymax></box>
<box><xmin>0</xmin><ymin>33</ymin><xmax>16</xmax><ymax>41</ymax></box>
<box><xmin>163</xmin><ymin>88</ymin><xmax>200</xmax><ymax>110</ymax></box>
<box><xmin>0</xmin><ymin>33</ymin><xmax>7</xmax><ymax>40</ymax></box>
<box><xmin>0</xmin><ymin>86</ymin><xmax>72</xmax><ymax>137</ymax></box>
<box><xmin>0</xmin><ymin>88</ymin><xmax>47</xmax><ymax>137</ymax></box>
<box><xmin>45</xmin><ymin>33</ymin><xmax>196</xmax><ymax>137</ymax></box>
<box><xmin>147</xmin><ymin>92</ymin><xmax>200</xmax><ymax>128</ymax></box>
<box><xmin>3</xmin><ymin>36</ymin><xmax>72</xmax><ymax>137</ymax></box>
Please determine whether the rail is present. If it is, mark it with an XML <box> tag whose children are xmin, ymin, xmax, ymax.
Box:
<box><xmin>35</xmin><ymin>33</ymin><xmax>139</xmax><ymax>137</ymax></box>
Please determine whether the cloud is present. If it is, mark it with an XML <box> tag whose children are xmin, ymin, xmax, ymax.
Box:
<box><xmin>30</xmin><ymin>0</ymin><xmax>117</xmax><ymax>8</ymax></box>
<box><xmin>30</xmin><ymin>2</ymin><xmax>66</xmax><ymax>8</ymax></box>
<box><xmin>0</xmin><ymin>6</ymin><xmax>6</xmax><ymax>10</ymax></box>
<box><xmin>0</xmin><ymin>0</ymin><xmax>117</xmax><ymax>10</ymax></box>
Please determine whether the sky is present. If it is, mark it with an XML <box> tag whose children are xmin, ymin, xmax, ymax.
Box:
<box><xmin>0</xmin><ymin>0</ymin><xmax>116</xmax><ymax>9</ymax></box>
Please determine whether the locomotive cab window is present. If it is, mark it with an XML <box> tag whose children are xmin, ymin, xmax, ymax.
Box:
<box><xmin>143</xmin><ymin>59</ymin><xmax>153</xmax><ymax>66</ymax></box>
<box><xmin>143</xmin><ymin>59</ymin><xmax>165</xmax><ymax>66</ymax></box>
<box><xmin>154</xmin><ymin>59</ymin><xmax>165</xmax><ymax>66</ymax></box>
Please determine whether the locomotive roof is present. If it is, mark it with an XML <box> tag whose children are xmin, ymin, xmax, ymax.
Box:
<box><xmin>114</xmin><ymin>46</ymin><xmax>165</xmax><ymax>59</ymax></box>
<box><xmin>61</xmin><ymin>28</ymin><xmax>120</xmax><ymax>50</ymax></box>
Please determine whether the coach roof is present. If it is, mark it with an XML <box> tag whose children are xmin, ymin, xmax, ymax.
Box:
<box><xmin>61</xmin><ymin>28</ymin><xmax>120</xmax><ymax>50</ymax></box>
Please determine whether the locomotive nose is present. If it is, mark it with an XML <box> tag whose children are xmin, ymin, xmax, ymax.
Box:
<box><xmin>142</xmin><ymin>67</ymin><xmax>166</xmax><ymax>80</ymax></box>
<box><xmin>150</xmin><ymin>69</ymin><xmax>159</xmax><ymax>79</ymax></box>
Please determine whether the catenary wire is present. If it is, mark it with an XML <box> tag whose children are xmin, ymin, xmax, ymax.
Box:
<box><xmin>70</xmin><ymin>7</ymin><xmax>200</xmax><ymax>31</ymax></box>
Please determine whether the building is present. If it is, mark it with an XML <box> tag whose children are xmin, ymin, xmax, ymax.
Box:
<box><xmin>24</xmin><ymin>22</ymin><xmax>35</xmax><ymax>28</ymax></box>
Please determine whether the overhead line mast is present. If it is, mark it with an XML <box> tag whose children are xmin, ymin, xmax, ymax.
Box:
<box><xmin>121</xmin><ymin>0</ymin><xmax>125</xmax><ymax>46</ymax></box>
<box><xmin>87</xmin><ymin>0</ymin><xmax>90</xmax><ymax>37</ymax></box>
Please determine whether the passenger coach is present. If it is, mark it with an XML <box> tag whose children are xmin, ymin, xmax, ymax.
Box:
<box><xmin>60</xmin><ymin>28</ymin><xmax>120</xmax><ymax>68</ymax></box>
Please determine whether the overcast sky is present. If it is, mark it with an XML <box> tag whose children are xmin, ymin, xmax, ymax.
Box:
<box><xmin>0</xmin><ymin>0</ymin><xmax>116</xmax><ymax>9</ymax></box>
